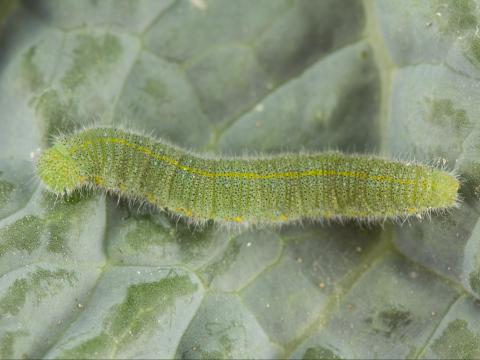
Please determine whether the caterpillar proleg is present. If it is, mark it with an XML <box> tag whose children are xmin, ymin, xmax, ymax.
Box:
<box><xmin>36</xmin><ymin>128</ymin><xmax>460</xmax><ymax>226</ymax></box>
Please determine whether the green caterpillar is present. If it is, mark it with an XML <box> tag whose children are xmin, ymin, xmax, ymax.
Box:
<box><xmin>36</xmin><ymin>127</ymin><xmax>459</xmax><ymax>226</ymax></box>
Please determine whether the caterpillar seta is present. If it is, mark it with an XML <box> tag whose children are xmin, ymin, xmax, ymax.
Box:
<box><xmin>36</xmin><ymin>127</ymin><xmax>460</xmax><ymax>226</ymax></box>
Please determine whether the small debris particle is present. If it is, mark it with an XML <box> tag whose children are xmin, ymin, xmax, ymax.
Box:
<box><xmin>190</xmin><ymin>0</ymin><xmax>207</xmax><ymax>10</ymax></box>
<box><xmin>255</xmin><ymin>104</ymin><xmax>264</xmax><ymax>112</ymax></box>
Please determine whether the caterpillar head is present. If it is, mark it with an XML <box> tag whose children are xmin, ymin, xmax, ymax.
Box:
<box><xmin>36</xmin><ymin>142</ymin><xmax>86</xmax><ymax>195</ymax></box>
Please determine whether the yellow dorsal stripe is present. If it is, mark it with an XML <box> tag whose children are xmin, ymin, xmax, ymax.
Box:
<box><xmin>71</xmin><ymin>136</ymin><xmax>417</xmax><ymax>186</ymax></box>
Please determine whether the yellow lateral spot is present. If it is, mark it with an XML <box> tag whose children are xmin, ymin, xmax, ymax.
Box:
<box><xmin>223</xmin><ymin>216</ymin><xmax>242</xmax><ymax>223</ymax></box>
<box><xmin>94</xmin><ymin>176</ymin><xmax>105</xmax><ymax>186</ymax></box>
<box><xmin>323</xmin><ymin>211</ymin><xmax>334</xmax><ymax>219</ymax></box>
<box><xmin>174</xmin><ymin>207</ymin><xmax>194</xmax><ymax>217</ymax></box>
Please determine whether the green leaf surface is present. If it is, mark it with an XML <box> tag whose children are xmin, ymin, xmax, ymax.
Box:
<box><xmin>1</xmin><ymin>0</ymin><xmax>480</xmax><ymax>358</ymax></box>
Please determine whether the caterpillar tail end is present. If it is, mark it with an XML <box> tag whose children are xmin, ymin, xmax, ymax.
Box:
<box><xmin>36</xmin><ymin>144</ymin><xmax>86</xmax><ymax>195</ymax></box>
<box><xmin>430</xmin><ymin>169</ymin><xmax>461</xmax><ymax>210</ymax></box>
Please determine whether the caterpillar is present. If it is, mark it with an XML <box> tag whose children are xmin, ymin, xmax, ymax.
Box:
<box><xmin>36</xmin><ymin>127</ymin><xmax>460</xmax><ymax>226</ymax></box>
